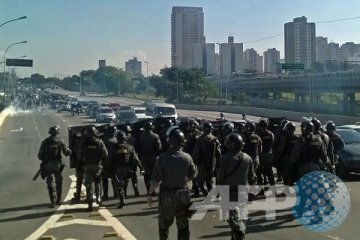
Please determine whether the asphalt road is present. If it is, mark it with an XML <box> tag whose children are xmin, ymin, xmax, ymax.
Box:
<box><xmin>0</xmin><ymin>95</ymin><xmax>359</xmax><ymax>240</ymax></box>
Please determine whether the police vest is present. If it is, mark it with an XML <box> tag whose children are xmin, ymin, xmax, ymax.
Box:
<box><xmin>44</xmin><ymin>137</ymin><xmax>62</xmax><ymax>162</ymax></box>
<box><xmin>113</xmin><ymin>143</ymin><xmax>131</xmax><ymax>168</ymax></box>
<box><xmin>83</xmin><ymin>138</ymin><xmax>103</xmax><ymax>164</ymax></box>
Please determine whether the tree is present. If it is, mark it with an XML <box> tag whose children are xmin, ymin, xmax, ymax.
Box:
<box><xmin>93</xmin><ymin>66</ymin><xmax>131</xmax><ymax>95</ymax></box>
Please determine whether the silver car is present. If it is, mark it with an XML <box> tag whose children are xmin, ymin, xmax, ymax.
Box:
<box><xmin>96</xmin><ymin>107</ymin><xmax>116</xmax><ymax>122</ymax></box>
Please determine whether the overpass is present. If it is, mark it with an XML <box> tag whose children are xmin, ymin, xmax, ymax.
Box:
<box><xmin>227</xmin><ymin>71</ymin><xmax>360</xmax><ymax>115</ymax></box>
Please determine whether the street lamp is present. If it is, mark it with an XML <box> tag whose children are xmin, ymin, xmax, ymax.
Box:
<box><xmin>0</xmin><ymin>16</ymin><xmax>27</xmax><ymax>28</ymax></box>
<box><xmin>2</xmin><ymin>41</ymin><xmax>27</xmax><ymax>103</ymax></box>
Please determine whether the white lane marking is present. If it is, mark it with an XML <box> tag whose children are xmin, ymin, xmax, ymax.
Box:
<box><xmin>24</xmin><ymin>176</ymin><xmax>77</xmax><ymax>240</ymax></box>
<box><xmin>320</xmin><ymin>234</ymin><xmax>344</xmax><ymax>240</ymax></box>
<box><xmin>98</xmin><ymin>209</ymin><xmax>137</xmax><ymax>240</ymax></box>
<box><xmin>53</xmin><ymin>219</ymin><xmax>111</xmax><ymax>228</ymax></box>
<box><xmin>26</xmin><ymin>175</ymin><xmax>138</xmax><ymax>240</ymax></box>
<box><xmin>10</xmin><ymin>127</ymin><xmax>23</xmax><ymax>132</ymax></box>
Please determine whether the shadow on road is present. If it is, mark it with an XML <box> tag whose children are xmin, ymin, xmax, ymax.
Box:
<box><xmin>114</xmin><ymin>209</ymin><xmax>158</xmax><ymax>217</ymax></box>
<box><xmin>0</xmin><ymin>210</ymin><xmax>54</xmax><ymax>223</ymax></box>
<box><xmin>0</xmin><ymin>203</ymin><xmax>50</xmax><ymax>214</ymax></box>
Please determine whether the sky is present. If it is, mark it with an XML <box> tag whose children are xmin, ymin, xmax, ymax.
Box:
<box><xmin>1</xmin><ymin>0</ymin><xmax>360</xmax><ymax>78</ymax></box>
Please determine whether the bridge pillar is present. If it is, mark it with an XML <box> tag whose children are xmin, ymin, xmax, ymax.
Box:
<box><xmin>343</xmin><ymin>93</ymin><xmax>355</xmax><ymax>114</ymax></box>
<box><xmin>295</xmin><ymin>93</ymin><xmax>305</xmax><ymax>104</ymax></box>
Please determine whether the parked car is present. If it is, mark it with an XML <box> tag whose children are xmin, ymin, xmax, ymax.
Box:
<box><xmin>57</xmin><ymin>101</ymin><xmax>71</xmax><ymax>112</ymax></box>
<box><xmin>335</xmin><ymin>129</ymin><xmax>360</xmax><ymax>178</ymax></box>
<box><xmin>115</xmin><ymin>110</ymin><xmax>138</xmax><ymax>125</ymax></box>
<box><xmin>96</xmin><ymin>107</ymin><xmax>116</xmax><ymax>122</ymax></box>
<box><xmin>89</xmin><ymin>104</ymin><xmax>101</xmax><ymax>118</ymax></box>
<box><xmin>337</xmin><ymin>124</ymin><xmax>360</xmax><ymax>133</ymax></box>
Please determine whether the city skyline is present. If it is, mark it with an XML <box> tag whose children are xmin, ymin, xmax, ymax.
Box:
<box><xmin>1</xmin><ymin>0</ymin><xmax>360</xmax><ymax>78</ymax></box>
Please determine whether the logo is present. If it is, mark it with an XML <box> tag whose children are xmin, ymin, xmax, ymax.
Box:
<box><xmin>292</xmin><ymin>171</ymin><xmax>351</xmax><ymax>232</ymax></box>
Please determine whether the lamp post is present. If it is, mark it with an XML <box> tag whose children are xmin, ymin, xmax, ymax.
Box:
<box><xmin>216</xmin><ymin>43</ymin><xmax>223</xmax><ymax>104</ymax></box>
<box><xmin>3</xmin><ymin>41</ymin><xmax>27</xmax><ymax>104</ymax></box>
<box><xmin>0</xmin><ymin>16</ymin><xmax>27</xmax><ymax>28</ymax></box>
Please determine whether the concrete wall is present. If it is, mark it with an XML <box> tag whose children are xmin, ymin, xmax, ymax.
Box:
<box><xmin>175</xmin><ymin>103</ymin><xmax>359</xmax><ymax>125</ymax></box>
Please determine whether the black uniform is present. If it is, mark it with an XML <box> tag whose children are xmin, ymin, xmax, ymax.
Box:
<box><xmin>102</xmin><ymin>134</ymin><xmax>118</xmax><ymax>199</ymax></box>
<box><xmin>326</xmin><ymin>131</ymin><xmax>345</xmax><ymax>164</ymax></box>
<box><xmin>257</xmin><ymin>129</ymin><xmax>275</xmax><ymax>185</ymax></box>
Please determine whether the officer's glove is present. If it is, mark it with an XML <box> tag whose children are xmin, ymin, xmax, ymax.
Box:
<box><xmin>140</xmin><ymin>170</ymin><xmax>145</xmax><ymax>176</ymax></box>
<box><xmin>65</xmin><ymin>148</ymin><xmax>72</xmax><ymax>156</ymax></box>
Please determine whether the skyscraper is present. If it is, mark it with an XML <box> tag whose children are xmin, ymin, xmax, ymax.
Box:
<box><xmin>285</xmin><ymin>16</ymin><xmax>316</xmax><ymax>69</ymax></box>
<box><xmin>192</xmin><ymin>43</ymin><xmax>216</xmax><ymax>75</ymax></box>
<box><xmin>171</xmin><ymin>6</ymin><xmax>204</xmax><ymax>68</ymax></box>
<box><xmin>264</xmin><ymin>48</ymin><xmax>280</xmax><ymax>74</ymax></box>
<box><xmin>125</xmin><ymin>57</ymin><xmax>142</xmax><ymax>78</ymax></box>
<box><xmin>244</xmin><ymin>48</ymin><xmax>263</xmax><ymax>73</ymax></box>
<box><xmin>219</xmin><ymin>36</ymin><xmax>243</xmax><ymax>77</ymax></box>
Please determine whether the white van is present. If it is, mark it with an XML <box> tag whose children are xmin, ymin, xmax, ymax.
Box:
<box><xmin>145</xmin><ymin>102</ymin><xmax>178</xmax><ymax>119</ymax></box>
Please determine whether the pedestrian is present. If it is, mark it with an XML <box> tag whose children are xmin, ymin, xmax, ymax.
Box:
<box><xmin>147</xmin><ymin>127</ymin><xmax>197</xmax><ymax>240</ymax></box>
<box><xmin>137</xmin><ymin>121</ymin><xmax>162</xmax><ymax>192</ymax></box>
<box><xmin>80</xmin><ymin>125</ymin><xmax>108</xmax><ymax>211</ymax></box>
<box><xmin>192</xmin><ymin>122</ymin><xmax>221</xmax><ymax>197</ymax></box>
<box><xmin>111</xmin><ymin>130</ymin><xmax>145</xmax><ymax>208</ymax></box>
<box><xmin>101</xmin><ymin>126</ymin><xmax>118</xmax><ymax>200</ymax></box>
<box><xmin>38</xmin><ymin>126</ymin><xmax>71</xmax><ymax>208</ymax></box>
<box><xmin>217</xmin><ymin>132</ymin><xmax>255</xmax><ymax>240</ymax></box>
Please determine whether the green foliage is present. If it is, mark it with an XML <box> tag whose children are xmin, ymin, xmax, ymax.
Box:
<box><xmin>93</xmin><ymin>66</ymin><xmax>131</xmax><ymax>95</ymax></box>
<box><xmin>149</xmin><ymin>67</ymin><xmax>216</xmax><ymax>103</ymax></box>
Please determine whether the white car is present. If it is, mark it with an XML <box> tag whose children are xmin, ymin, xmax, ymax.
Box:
<box><xmin>96</xmin><ymin>107</ymin><xmax>116</xmax><ymax>122</ymax></box>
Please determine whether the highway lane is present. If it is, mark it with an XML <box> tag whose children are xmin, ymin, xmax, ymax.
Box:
<box><xmin>1</xmin><ymin>102</ymin><xmax>359</xmax><ymax>239</ymax></box>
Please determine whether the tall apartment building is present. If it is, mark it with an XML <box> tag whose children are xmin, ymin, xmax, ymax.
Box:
<box><xmin>285</xmin><ymin>16</ymin><xmax>316</xmax><ymax>69</ymax></box>
<box><xmin>192</xmin><ymin>43</ymin><xmax>216</xmax><ymax>75</ymax></box>
<box><xmin>316</xmin><ymin>37</ymin><xmax>346</xmax><ymax>63</ymax></box>
<box><xmin>341</xmin><ymin>42</ymin><xmax>360</xmax><ymax>60</ymax></box>
<box><xmin>316</xmin><ymin>37</ymin><xmax>328</xmax><ymax>62</ymax></box>
<box><xmin>171</xmin><ymin>6</ymin><xmax>204</xmax><ymax>68</ymax></box>
<box><xmin>218</xmin><ymin>36</ymin><xmax>243</xmax><ymax>77</ymax></box>
<box><xmin>244</xmin><ymin>48</ymin><xmax>263</xmax><ymax>73</ymax></box>
<box><xmin>264</xmin><ymin>48</ymin><xmax>280</xmax><ymax>74</ymax></box>
<box><xmin>125</xmin><ymin>57</ymin><xmax>142</xmax><ymax>78</ymax></box>
<box><xmin>99</xmin><ymin>59</ymin><xmax>106</xmax><ymax>69</ymax></box>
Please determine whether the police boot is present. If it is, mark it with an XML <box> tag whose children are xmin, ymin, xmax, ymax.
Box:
<box><xmin>48</xmin><ymin>188</ymin><xmax>56</xmax><ymax>208</ymax></box>
<box><xmin>133</xmin><ymin>184</ymin><xmax>140</xmax><ymax>197</ymax></box>
<box><xmin>117</xmin><ymin>188</ymin><xmax>125</xmax><ymax>209</ymax></box>
<box><xmin>95</xmin><ymin>188</ymin><xmax>102</xmax><ymax>207</ymax></box>
<box><xmin>86</xmin><ymin>187</ymin><xmax>93</xmax><ymax>211</ymax></box>
<box><xmin>71</xmin><ymin>184</ymin><xmax>82</xmax><ymax>203</ymax></box>
<box><xmin>56</xmin><ymin>188</ymin><xmax>62</xmax><ymax>205</ymax></box>
<box><xmin>159</xmin><ymin>226</ymin><xmax>169</xmax><ymax>240</ymax></box>
<box><xmin>178</xmin><ymin>228</ymin><xmax>190</xmax><ymax>240</ymax></box>
<box><xmin>102</xmin><ymin>178</ymin><xmax>109</xmax><ymax>201</ymax></box>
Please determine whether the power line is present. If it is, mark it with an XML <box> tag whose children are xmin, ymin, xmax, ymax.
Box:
<box><xmin>242</xmin><ymin>16</ymin><xmax>360</xmax><ymax>44</ymax></box>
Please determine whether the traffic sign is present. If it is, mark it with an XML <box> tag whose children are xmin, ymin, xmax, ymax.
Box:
<box><xmin>6</xmin><ymin>59</ymin><xmax>33</xmax><ymax>67</ymax></box>
<box><xmin>282</xmin><ymin>63</ymin><xmax>304</xmax><ymax>70</ymax></box>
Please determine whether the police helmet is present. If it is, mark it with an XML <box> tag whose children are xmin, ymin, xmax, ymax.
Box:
<box><xmin>301</xmin><ymin>121</ymin><xmax>314</xmax><ymax>134</ymax></box>
<box><xmin>311</xmin><ymin>117</ymin><xmax>322</xmax><ymax>132</ymax></box>
<box><xmin>281</xmin><ymin>119</ymin><xmax>290</xmax><ymax>129</ymax></box>
<box><xmin>244</xmin><ymin>121</ymin><xmax>256</xmax><ymax>133</ymax></box>
<box><xmin>116</xmin><ymin>130</ymin><xmax>128</xmax><ymax>142</ymax></box>
<box><xmin>119</xmin><ymin>124</ymin><xmax>132</xmax><ymax>133</ymax></box>
<box><xmin>225</xmin><ymin>132</ymin><xmax>244</xmax><ymax>152</ymax></box>
<box><xmin>325</xmin><ymin>121</ymin><xmax>336</xmax><ymax>132</ymax></box>
<box><xmin>284</xmin><ymin>122</ymin><xmax>296</xmax><ymax>133</ymax></box>
<box><xmin>188</xmin><ymin>118</ymin><xmax>199</xmax><ymax>127</ymax></box>
<box><xmin>166</xmin><ymin>126</ymin><xmax>185</xmax><ymax>146</ymax></box>
<box><xmin>108</xmin><ymin>126</ymin><xmax>117</xmax><ymax>134</ymax></box>
<box><xmin>144</xmin><ymin>121</ymin><xmax>154</xmax><ymax>130</ymax></box>
<box><xmin>87</xmin><ymin>125</ymin><xmax>98</xmax><ymax>137</ymax></box>
<box><xmin>202</xmin><ymin>122</ymin><xmax>214</xmax><ymax>133</ymax></box>
<box><xmin>164</xmin><ymin>119</ymin><xmax>173</xmax><ymax>128</ymax></box>
<box><xmin>258</xmin><ymin>118</ymin><xmax>269</xmax><ymax>129</ymax></box>
<box><xmin>222</xmin><ymin>122</ymin><xmax>235</xmax><ymax>134</ymax></box>
<box><xmin>49</xmin><ymin>125</ymin><xmax>60</xmax><ymax>135</ymax></box>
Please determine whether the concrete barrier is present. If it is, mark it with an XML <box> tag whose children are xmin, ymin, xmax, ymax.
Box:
<box><xmin>175</xmin><ymin>103</ymin><xmax>359</xmax><ymax>125</ymax></box>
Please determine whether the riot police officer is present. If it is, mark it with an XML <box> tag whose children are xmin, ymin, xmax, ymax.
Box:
<box><xmin>219</xmin><ymin>121</ymin><xmax>235</xmax><ymax>154</ymax></box>
<box><xmin>80</xmin><ymin>126</ymin><xmax>108</xmax><ymax>211</ymax></box>
<box><xmin>137</xmin><ymin>121</ymin><xmax>162</xmax><ymax>192</ymax></box>
<box><xmin>101</xmin><ymin>126</ymin><xmax>118</xmax><ymax>200</ymax></box>
<box><xmin>325</xmin><ymin>121</ymin><xmax>345</xmax><ymax>168</ymax></box>
<box><xmin>311</xmin><ymin>118</ymin><xmax>335</xmax><ymax>172</ymax></box>
<box><xmin>192</xmin><ymin>122</ymin><xmax>221</xmax><ymax>197</ymax></box>
<box><xmin>38</xmin><ymin>126</ymin><xmax>71</xmax><ymax>208</ymax></box>
<box><xmin>71</xmin><ymin>128</ymin><xmax>86</xmax><ymax>203</ymax></box>
<box><xmin>111</xmin><ymin>130</ymin><xmax>145</xmax><ymax>208</ymax></box>
<box><xmin>242</xmin><ymin>121</ymin><xmax>262</xmax><ymax>170</ymax></box>
<box><xmin>147</xmin><ymin>127</ymin><xmax>197</xmax><ymax>240</ymax></box>
<box><xmin>273</xmin><ymin>119</ymin><xmax>289</xmax><ymax>182</ymax></box>
<box><xmin>256</xmin><ymin>118</ymin><xmax>275</xmax><ymax>186</ymax></box>
<box><xmin>159</xmin><ymin>119</ymin><xmax>174</xmax><ymax>153</ymax></box>
<box><xmin>119</xmin><ymin>124</ymin><xmax>139</xmax><ymax>196</ymax></box>
<box><xmin>217</xmin><ymin>133</ymin><xmax>255</xmax><ymax>240</ymax></box>
<box><xmin>274</xmin><ymin>122</ymin><xmax>298</xmax><ymax>186</ymax></box>
<box><xmin>290</xmin><ymin>121</ymin><xmax>328</xmax><ymax>177</ymax></box>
